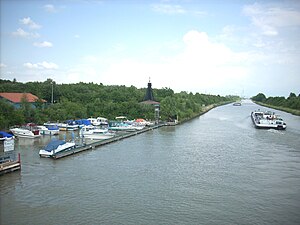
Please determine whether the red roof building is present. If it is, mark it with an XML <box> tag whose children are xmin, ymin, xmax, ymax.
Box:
<box><xmin>0</xmin><ymin>92</ymin><xmax>46</xmax><ymax>108</ymax></box>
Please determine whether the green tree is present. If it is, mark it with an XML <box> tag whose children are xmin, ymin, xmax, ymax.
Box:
<box><xmin>160</xmin><ymin>96</ymin><xmax>177</xmax><ymax>121</ymax></box>
<box><xmin>252</xmin><ymin>93</ymin><xmax>266</xmax><ymax>102</ymax></box>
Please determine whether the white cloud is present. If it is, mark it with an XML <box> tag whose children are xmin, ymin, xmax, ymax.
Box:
<box><xmin>100</xmin><ymin>30</ymin><xmax>249</xmax><ymax>93</ymax></box>
<box><xmin>23</xmin><ymin>63</ymin><xmax>40</xmax><ymax>69</ymax></box>
<box><xmin>20</xmin><ymin>17</ymin><xmax>41</xmax><ymax>29</ymax></box>
<box><xmin>50</xmin><ymin>29</ymin><xmax>297</xmax><ymax>95</ymax></box>
<box><xmin>12</xmin><ymin>28</ymin><xmax>40</xmax><ymax>38</ymax></box>
<box><xmin>0</xmin><ymin>63</ymin><xmax>7</xmax><ymax>68</ymax></box>
<box><xmin>243</xmin><ymin>3</ymin><xmax>300</xmax><ymax>36</ymax></box>
<box><xmin>44</xmin><ymin>4</ymin><xmax>57</xmax><ymax>13</ymax></box>
<box><xmin>58</xmin><ymin>30</ymin><xmax>252</xmax><ymax>94</ymax></box>
<box><xmin>33</xmin><ymin>41</ymin><xmax>53</xmax><ymax>48</ymax></box>
<box><xmin>152</xmin><ymin>4</ymin><xmax>186</xmax><ymax>14</ymax></box>
<box><xmin>23</xmin><ymin>61</ymin><xmax>58</xmax><ymax>70</ymax></box>
<box><xmin>74</xmin><ymin>34</ymin><xmax>80</xmax><ymax>38</ymax></box>
<box><xmin>39</xmin><ymin>61</ymin><xmax>58</xmax><ymax>69</ymax></box>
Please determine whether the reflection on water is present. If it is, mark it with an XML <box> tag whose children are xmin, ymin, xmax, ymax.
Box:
<box><xmin>1</xmin><ymin>100</ymin><xmax>300</xmax><ymax>225</ymax></box>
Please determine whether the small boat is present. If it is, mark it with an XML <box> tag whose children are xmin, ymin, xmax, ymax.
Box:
<box><xmin>87</xmin><ymin>118</ymin><xmax>100</xmax><ymax>126</ymax></box>
<box><xmin>80</xmin><ymin>126</ymin><xmax>115</xmax><ymax>140</ymax></box>
<box><xmin>135</xmin><ymin>118</ymin><xmax>154</xmax><ymax>126</ymax></box>
<box><xmin>37</xmin><ymin>125</ymin><xmax>59</xmax><ymax>135</ymax></box>
<box><xmin>74</xmin><ymin>119</ymin><xmax>92</xmax><ymax>129</ymax></box>
<box><xmin>0</xmin><ymin>131</ymin><xmax>15</xmax><ymax>152</ymax></box>
<box><xmin>87</xmin><ymin>117</ymin><xmax>108</xmax><ymax>126</ymax></box>
<box><xmin>0</xmin><ymin>131</ymin><xmax>14</xmax><ymax>141</ymax></box>
<box><xmin>251</xmin><ymin>110</ymin><xmax>287</xmax><ymax>130</ymax></box>
<box><xmin>108</xmin><ymin>122</ymin><xmax>144</xmax><ymax>132</ymax></box>
<box><xmin>55</xmin><ymin>120</ymin><xmax>81</xmax><ymax>131</ymax></box>
<box><xmin>66</xmin><ymin>120</ymin><xmax>79</xmax><ymax>131</ymax></box>
<box><xmin>233</xmin><ymin>102</ymin><xmax>242</xmax><ymax>106</ymax></box>
<box><xmin>10</xmin><ymin>123</ymin><xmax>41</xmax><ymax>138</ymax></box>
<box><xmin>57</xmin><ymin>123</ymin><xmax>68</xmax><ymax>131</ymax></box>
<box><xmin>39</xmin><ymin>140</ymin><xmax>76</xmax><ymax>157</ymax></box>
<box><xmin>0</xmin><ymin>131</ymin><xmax>20</xmax><ymax>175</ymax></box>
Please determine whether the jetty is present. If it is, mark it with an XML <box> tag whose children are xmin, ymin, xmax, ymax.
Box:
<box><xmin>0</xmin><ymin>153</ymin><xmax>21</xmax><ymax>175</ymax></box>
<box><xmin>52</xmin><ymin>124</ymin><xmax>164</xmax><ymax>159</ymax></box>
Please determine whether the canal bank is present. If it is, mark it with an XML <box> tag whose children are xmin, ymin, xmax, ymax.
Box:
<box><xmin>253</xmin><ymin>101</ymin><xmax>300</xmax><ymax>116</ymax></box>
<box><xmin>176</xmin><ymin>101</ymin><xmax>234</xmax><ymax>125</ymax></box>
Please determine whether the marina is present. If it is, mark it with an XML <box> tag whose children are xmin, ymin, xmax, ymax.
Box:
<box><xmin>52</xmin><ymin>123</ymin><xmax>164</xmax><ymax>159</ymax></box>
<box><xmin>1</xmin><ymin>101</ymin><xmax>300</xmax><ymax>225</ymax></box>
<box><xmin>1</xmin><ymin>0</ymin><xmax>299</xmax><ymax>224</ymax></box>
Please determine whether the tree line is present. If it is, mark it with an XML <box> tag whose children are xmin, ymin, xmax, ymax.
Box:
<box><xmin>0</xmin><ymin>79</ymin><xmax>237</xmax><ymax>129</ymax></box>
<box><xmin>251</xmin><ymin>92</ymin><xmax>300</xmax><ymax>111</ymax></box>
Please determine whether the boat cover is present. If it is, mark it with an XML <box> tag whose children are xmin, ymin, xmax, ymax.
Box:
<box><xmin>47</xmin><ymin>125</ymin><xmax>59</xmax><ymax>130</ymax></box>
<box><xmin>75</xmin><ymin>119</ymin><xmax>91</xmax><ymax>125</ymax></box>
<box><xmin>0</xmin><ymin>131</ymin><xmax>14</xmax><ymax>138</ymax></box>
<box><xmin>44</xmin><ymin>140</ymin><xmax>66</xmax><ymax>152</ymax></box>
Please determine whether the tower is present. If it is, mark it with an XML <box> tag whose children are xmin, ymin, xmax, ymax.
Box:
<box><xmin>140</xmin><ymin>78</ymin><xmax>160</xmax><ymax>124</ymax></box>
<box><xmin>143</xmin><ymin>77</ymin><xmax>154</xmax><ymax>101</ymax></box>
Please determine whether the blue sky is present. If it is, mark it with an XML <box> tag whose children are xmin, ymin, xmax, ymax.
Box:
<box><xmin>1</xmin><ymin>0</ymin><xmax>300</xmax><ymax>97</ymax></box>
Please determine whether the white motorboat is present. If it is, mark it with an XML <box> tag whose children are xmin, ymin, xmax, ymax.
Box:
<box><xmin>37</xmin><ymin>125</ymin><xmax>59</xmax><ymax>135</ymax></box>
<box><xmin>56</xmin><ymin>123</ymin><xmax>68</xmax><ymax>131</ymax></box>
<box><xmin>251</xmin><ymin>110</ymin><xmax>287</xmax><ymax>130</ymax></box>
<box><xmin>0</xmin><ymin>131</ymin><xmax>15</xmax><ymax>152</ymax></box>
<box><xmin>109</xmin><ymin>122</ymin><xmax>144</xmax><ymax>132</ymax></box>
<box><xmin>80</xmin><ymin>126</ymin><xmax>115</xmax><ymax>140</ymax></box>
<box><xmin>96</xmin><ymin>117</ymin><xmax>109</xmax><ymax>125</ymax></box>
<box><xmin>87</xmin><ymin>117</ymin><xmax>109</xmax><ymax>126</ymax></box>
<box><xmin>135</xmin><ymin>118</ymin><xmax>154</xmax><ymax>126</ymax></box>
<box><xmin>10</xmin><ymin>123</ymin><xmax>41</xmax><ymax>138</ymax></box>
<box><xmin>56</xmin><ymin>122</ymin><xmax>78</xmax><ymax>131</ymax></box>
<box><xmin>39</xmin><ymin>139</ymin><xmax>76</xmax><ymax>157</ymax></box>
<box><xmin>87</xmin><ymin>118</ymin><xmax>100</xmax><ymax>126</ymax></box>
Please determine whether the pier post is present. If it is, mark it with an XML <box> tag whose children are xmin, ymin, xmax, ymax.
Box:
<box><xmin>18</xmin><ymin>153</ymin><xmax>21</xmax><ymax>169</ymax></box>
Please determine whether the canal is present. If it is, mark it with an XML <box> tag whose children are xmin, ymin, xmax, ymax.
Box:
<box><xmin>1</xmin><ymin>100</ymin><xmax>300</xmax><ymax>225</ymax></box>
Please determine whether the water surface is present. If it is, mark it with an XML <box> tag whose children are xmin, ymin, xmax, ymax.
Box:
<box><xmin>1</xmin><ymin>101</ymin><xmax>300</xmax><ymax>224</ymax></box>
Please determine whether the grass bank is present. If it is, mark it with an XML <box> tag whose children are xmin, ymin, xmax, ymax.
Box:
<box><xmin>177</xmin><ymin>101</ymin><xmax>233</xmax><ymax>125</ymax></box>
<box><xmin>253</xmin><ymin>101</ymin><xmax>300</xmax><ymax>116</ymax></box>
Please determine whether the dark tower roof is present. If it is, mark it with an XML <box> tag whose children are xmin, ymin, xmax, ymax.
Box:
<box><xmin>144</xmin><ymin>79</ymin><xmax>154</xmax><ymax>101</ymax></box>
<box><xmin>140</xmin><ymin>78</ymin><xmax>160</xmax><ymax>105</ymax></box>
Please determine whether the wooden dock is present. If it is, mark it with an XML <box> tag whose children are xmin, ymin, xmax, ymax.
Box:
<box><xmin>53</xmin><ymin>124</ymin><xmax>165</xmax><ymax>159</ymax></box>
<box><xmin>0</xmin><ymin>153</ymin><xmax>21</xmax><ymax>175</ymax></box>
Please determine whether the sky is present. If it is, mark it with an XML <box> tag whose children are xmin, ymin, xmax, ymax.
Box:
<box><xmin>1</xmin><ymin>0</ymin><xmax>300</xmax><ymax>97</ymax></box>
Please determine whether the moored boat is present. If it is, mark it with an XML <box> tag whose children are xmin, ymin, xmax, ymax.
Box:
<box><xmin>87</xmin><ymin>117</ymin><xmax>109</xmax><ymax>126</ymax></box>
<box><xmin>0</xmin><ymin>131</ymin><xmax>15</xmax><ymax>152</ymax></box>
<box><xmin>135</xmin><ymin>118</ymin><xmax>154</xmax><ymax>126</ymax></box>
<box><xmin>37</xmin><ymin>125</ymin><xmax>59</xmax><ymax>135</ymax></box>
<box><xmin>10</xmin><ymin>123</ymin><xmax>41</xmax><ymax>138</ymax></box>
<box><xmin>80</xmin><ymin>126</ymin><xmax>115</xmax><ymax>140</ymax></box>
<box><xmin>251</xmin><ymin>110</ymin><xmax>287</xmax><ymax>130</ymax></box>
<box><xmin>39</xmin><ymin>140</ymin><xmax>76</xmax><ymax>157</ymax></box>
<box><xmin>109</xmin><ymin>121</ymin><xmax>145</xmax><ymax>132</ymax></box>
<box><xmin>0</xmin><ymin>131</ymin><xmax>20</xmax><ymax>175</ymax></box>
<box><xmin>66</xmin><ymin>120</ymin><xmax>79</xmax><ymax>131</ymax></box>
<box><xmin>87</xmin><ymin>118</ymin><xmax>100</xmax><ymax>126</ymax></box>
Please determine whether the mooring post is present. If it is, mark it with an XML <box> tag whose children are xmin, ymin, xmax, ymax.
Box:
<box><xmin>18</xmin><ymin>153</ymin><xmax>21</xmax><ymax>169</ymax></box>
